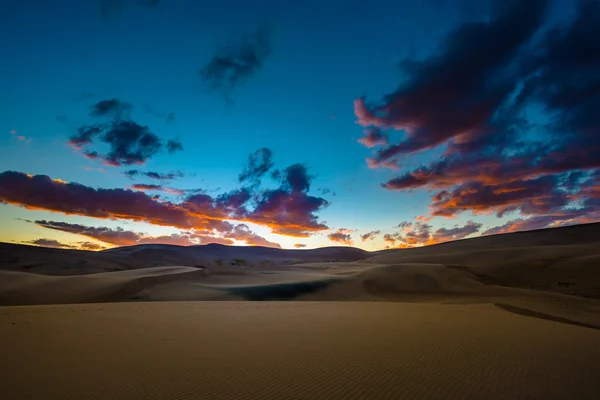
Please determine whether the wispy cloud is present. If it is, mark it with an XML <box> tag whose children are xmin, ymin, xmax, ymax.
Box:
<box><xmin>200</xmin><ymin>22</ymin><xmax>275</xmax><ymax>104</ymax></box>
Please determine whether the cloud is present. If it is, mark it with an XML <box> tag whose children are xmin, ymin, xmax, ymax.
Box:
<box><xmin>35</xmin><ymin>220</ymin><xmax>234</xmax><ymax>247</ymax></box>
<box><xmin>397</xmin><ymin>221</ymin><xmax>413</xmax><ymax>229</ymax></box>
<box><xmin>358</xmin><ymin>0</ymin><xmax>600</xmax><ymax>233</ymax></box>
<box><xmin>36</xmin><ymin>220</ymin><xmax>142</xmax><ymax>246</ymax></box>
<box><xmin>163</xmin><ymin>188</ymin><xmax>186</xmax><ymax>196</ymax></box>
<box><xmin>246</xmin><ymin>164</ymin><xmax>330</xmax><ymax>237</ymax></box>
<box><xmin>385</xmin><ymin>221</ymin><xmax>481</xmax><ymax>247</ymax></box>
<box><xmin>78</xmin><ymin>242</ymin><xmax>107</xmax><ymax>251</ymax></box>
<box><xmin>426</xmin><ymin>175</ymin><xmax>572</xmax><ymax>218</ymax></box>
<box><xmin>328</xmin><ymin>228</ymin><xmax>353</xmax><ymax>245</ymax></box>
<box><xmin>482</xmin><ymin>213</ymin><xmax>600</xmax><ymax>236</ymax></box>
<box><xmin>124</xmin><ymin>170</ymin><xmax>184</xmax><ymax>181</ymax></box>
<box><xmin>239</xmin><ymin>148</ymin><xmax>274</xmax><ymax>184</ymax></box>
<box><xmin>68</xmin><ymin>125</ymin><xmax>104</xmax><ymax>149</ymax></box>
<box><xmin>434</xmin><ymin>220</ymin><xmax>483</xmax><ymax>241</ymax></box>
<box><xmin>22</xmin><ymin>238</ymin><xmax>75</xmax><ymax>249</ymax></box>
<box><xmin>215</xmin><ymin>188</ymin><xmax>252</xmax><ymax>216</ymax></box>
<box><xmin>227</xmin><ymin>224</ymin><xmax>281</xmax><ymax>248</ymax></box>
<box><xmin>360</xmin><ymin>230</ymin><xmax>380</xmax><ymax>242</ymax></box>
<box><xmin>69</xmin><ymin>98</ymin><xmax>182</xmax><ymax>166</ymax></box>
<box><xmin>1</xmin><ymin>155</ymin><xmax>330</xmax><ymax>239</ymax></box>
<box><xmin>137</xmin><ymin>233</ymin><xmax>203</xmax><ymax>246</ymax></box>
<box><xmin>101</xmin><ymin>121</ymin><xmax>163</xmax><ymax>166</ymax></box>
<box><xmin>90</xmin><ymin>98</ymin><xmax>132</xmax><ymax>120</ymax></box>
<box><xmin>200</xmin><ymin>22</ymin><xmax>275</xmax><ymax>103</ymax></box>
<box><xmin>0</xmin><ymin>171</ymin><xmax>195</xmax><ymax>231</ymax></box>
<box><xmin>355</xmin><ymin>0</ymin><xmax>548</xmax><ymax>160</ymax></box>
<box><xmin>131</xmin><ymin>183</ymin><xmax>163</xmax><ymax>191</ymax></box>
<box><xmin>358</xmin><ymin>128</ymin><xmax>388</xmax><ymax>148</ymax></box>
<box><xmin>294</xmin><ymin>243</ymin><xmax>307</xmax><ymax>248</ymax></box>
<box><xmin>167</xmin><ymin>139</ymin><xmax>183</xmax><ymax>154</ymax></box>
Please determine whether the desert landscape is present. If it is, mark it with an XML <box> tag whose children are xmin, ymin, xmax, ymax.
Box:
<box><xmin>2</xmin><ymin>223</ymin><xmax>600</xmax><ymax>399</ymax></box>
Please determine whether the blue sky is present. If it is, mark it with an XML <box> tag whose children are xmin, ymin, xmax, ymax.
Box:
<box><xmin>1</xmin><ymin>0</ymin><xmax>598</xmax><ymax>250</ymax></box>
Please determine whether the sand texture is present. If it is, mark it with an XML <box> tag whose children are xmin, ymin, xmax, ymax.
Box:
<box><xmin>2</xmin><ymin>301</ymin><xmax>600</xmax><ymax>400</ymax></box>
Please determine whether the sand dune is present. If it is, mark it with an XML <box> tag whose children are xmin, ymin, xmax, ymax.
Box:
<box><xmin>365</xmin><ymin>223</ymin><xmax>600</xmax><ymax>299</ymax></box>
<box><xmin>0</xmin><ymin>242</ymin><xmax>370</xmax><ymax>275</ymax></box>
<box><xmin>2</xmin><ymin>301</ymin><xmax>600</xmax><ymax>400</ymax></box>
<box><xmin>2</xmin><ymin>224</ymin><xmax>600</xmax><ymax>398</ymax></box>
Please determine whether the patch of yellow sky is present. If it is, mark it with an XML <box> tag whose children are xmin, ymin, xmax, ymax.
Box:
<box><xmin>0</xmin><ymin>203</ymin><xmax>389</xmax><ymax>251</ymax></box>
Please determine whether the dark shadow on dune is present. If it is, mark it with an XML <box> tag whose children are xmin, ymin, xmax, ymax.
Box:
<box><xmin>494</xmin><ymin>303</ymin><xmax>600</xmax><ymax>331</ymax></box>
<box><xmin>219</xmin><ymin>279</ymin><xmax>339</xmax><ymax>301</ymax></box>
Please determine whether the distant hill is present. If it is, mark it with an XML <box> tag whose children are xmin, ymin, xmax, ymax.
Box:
<box><xmin>0</xmin><ymin>241</ymin><xmax>371</xmax><ymax>275</ymax></box>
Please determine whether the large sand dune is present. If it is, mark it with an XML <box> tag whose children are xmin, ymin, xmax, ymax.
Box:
<box><xmin>2</xmin><ymin>223</ymin><xmax>600</xmax><ymax>398</ymax></box>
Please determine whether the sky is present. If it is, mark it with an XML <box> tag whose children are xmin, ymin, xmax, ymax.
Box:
<box><xmin>0</xmin><ymin>0</ymin><xmax>599</xmax><ymax>251</ymax></box>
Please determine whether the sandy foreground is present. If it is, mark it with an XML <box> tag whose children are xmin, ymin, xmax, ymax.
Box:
<box><xmin>2</xmin><ymin>301</ymin><xmax>600</xmax><ymax>400</ymax></box>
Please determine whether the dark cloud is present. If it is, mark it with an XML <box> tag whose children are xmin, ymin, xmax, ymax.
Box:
<box><xmin>428</xmin><ymin>176</ymin><xmax>571</xmax><ymax>218</ymax></box>
<box><xmin>358</xmin><ymin>0</ymin><xmax>600</xmax><ymax>232</ymax></box>
<box><xmin>90</xmin><ymin>98</ymin><xmax>132</xmax><ymax>120</ymax></box>
<box><xmin>239</xmin><ymin>148</ymin><xmax>274</xmax><ymax>184</ymax></box>
<box><xmin>83</xmin><ymin>150</ymin><xmax>100</xmax><ymax>160</ymax></box>
<box><xmin>102</xmin><ymin>121</ymin><xmax>162</xmax><ymax>166</ymax></box>
<box><xmin>215</xmin><ymin>188</ymin><xmax>251</xmax><ymax>217</ymax></box>
<box><xmin>36</xmin><ymin>220</ymin><xmax>234</xmax><ymax>247</ymax></box>
<box><xmin>294</xmin><ymin>243</ymin><xmax>307</xmax><ymax>248</ymax></box>
<box><xmin>282</xmin><ymin>164</ymin><xmax>312</xmax><ymax>193</ymax></box>
<box><xmin>68</xmin><ymin>125</ymin><xmax>103</xmax><ymax>149</ymax></box>
<box><xmin>200</xmin><ymin>22</ymin><xmax>275</xmax><ymax>103</ymax></box>
<box><xmin>355</xmin><ymin>0</ymin><xmax>548</xmax><ymax>161</ymax></box>
<box><xmin>360</xmin><ymin>230</ymin><xmax>380</xmax><ymax>242</ymax></box>
<box><xmin>397</xmin><ymin>221</ymin><xmax>413</xmax><ymax>229</ymax></box>
<box><xmin>36</xmin><ymin>220</ymin><xmax>141</xmax><ymax>246</ymax></box>
<box><xmin>124</xmin><ymin>170</ymin><xmax>184</xmax><ymax>181</ymax></box>
<box><xmin>327</xmin><ymin>229</ymin><xmax>353</xmax><ymax>245</ymax></box>
<box><xmin>22</xmin><ymin>238</ymin><xmax>75</xmax><ymax>249</ymax></box>
<box><xmin>69</xmin><ymin>98</ymin><xmax>181</xmax><ymax>166</ymax></box>
<box><xmin>0</xmin><ymin>171</ymin><xmax>194</xmax><ymax>230</ymax></box>
<box><xmin>434</xmin><ymin>220</ymin><xmax>482</xmax><ymax>241</ymax></box>
<box><xmin>167</xmin><ymin>139</ymin><xmax>183</xmax><ymax>154</ymax></box>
